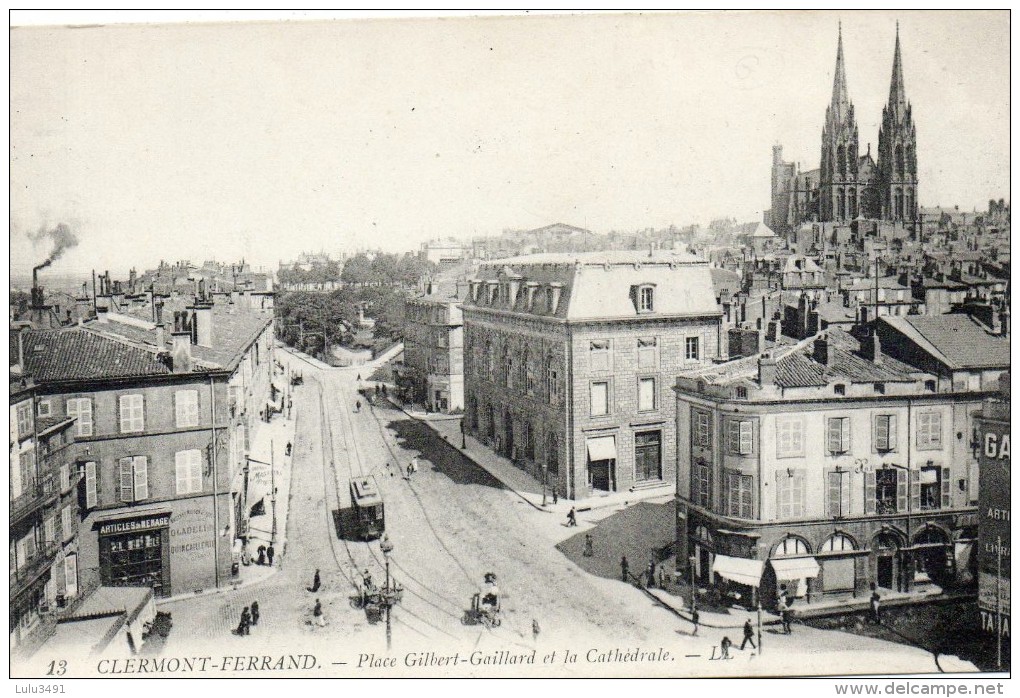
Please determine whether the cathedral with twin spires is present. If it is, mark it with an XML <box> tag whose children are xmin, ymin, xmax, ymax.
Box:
<box><xmin>767</xmin><ymin>24</ymin><xmax>918</xmax><ymax>234</ymax></box>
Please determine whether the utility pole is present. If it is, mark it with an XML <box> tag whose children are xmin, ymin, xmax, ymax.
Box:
<box><xmin>270</xmin><ymin>439</ymin><xmax>277</xmax><ymax>545</ymax></box>
<box><xmin>757</xmin><ymin>594</ymin><xmax>763</xmax><ymax>655</ymax></box>
<box><xmin>689</xmin><ymin>555</ymin><xmax>697</xmax><ymax>624</ymax></box>
<box><xmin>996</xmin><ymin>535</ymin><xmax>1003</xmax><ymax>669</ymax></box>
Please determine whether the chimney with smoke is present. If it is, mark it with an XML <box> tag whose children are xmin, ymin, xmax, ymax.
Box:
<box><xmin>30</xmin><ymin>222</ymin><xmax>80</xmax><ymax>306</ymax></box>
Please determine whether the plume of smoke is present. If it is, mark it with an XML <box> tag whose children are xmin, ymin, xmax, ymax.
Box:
<box><xmin>29</xmin><ymin>222</ymin><xmax>80</xmax><ymax>271</ymax></box>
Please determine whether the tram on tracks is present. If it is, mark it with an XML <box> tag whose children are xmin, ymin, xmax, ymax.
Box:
<box><xmin>349</xmin><ymin>475</ymin><xmax>385</xmax><ymax>540</ymax></box>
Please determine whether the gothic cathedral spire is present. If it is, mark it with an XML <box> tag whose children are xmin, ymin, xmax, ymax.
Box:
<box><xmin>878</xmin><ymin>22</ymin><xmax>918</xmax><ymax>222</ymax></box>
<box><xmin>830</xmin><ymin>22</ymin><xmax>850</xmax><ymax>122</ymax></box>
<box><xmin>820</xmin><ymin>23</ymin><xmax>862</xmax><ymax>222</ymax></box>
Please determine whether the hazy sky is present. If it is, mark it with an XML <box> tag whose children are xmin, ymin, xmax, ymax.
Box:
<box><xmin>9</xmin><ymin>10</ymin><xmax>1010</xmax><ymax>276</ymax></box>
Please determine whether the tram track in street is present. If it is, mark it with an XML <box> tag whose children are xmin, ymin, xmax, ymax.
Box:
<box><xmin>318</xmin><ymin>373</ymin><xmax>461</xmax><ymax>642</ymax></box>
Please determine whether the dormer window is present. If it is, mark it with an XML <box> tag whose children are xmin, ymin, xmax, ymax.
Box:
<box><xmin>638</xmin><ymin>285</ymin><xmax>655</xmax><ymax>312</ymax></box>
<box><xmin>834</xmin><ymin>383</ymin><xmax>846</xmax><ymax>396</ymax></box>
<box><xmin>734</xmin><ymin>386</ymin><xmax>748</xmax><ymax>400</ymax></box>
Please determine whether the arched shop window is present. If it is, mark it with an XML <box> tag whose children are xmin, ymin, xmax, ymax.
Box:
<box><xmin>773</xmin><ymin>536</ymin><xmax>810</xmax><ymax>557</ymax></box>
<box><xmin>820</xmin><ymin>533</ymin><xmax>857</xmax><ymax>552</ymax></box>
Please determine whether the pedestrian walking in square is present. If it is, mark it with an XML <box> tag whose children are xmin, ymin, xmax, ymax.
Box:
<box><xmin>234</xmin><ymin>606</ymin><xmax>251</xmax><ymax>636</ymax></box>
<box><xmin>583</xmin><ymin>533</ymin><xmax>594</xmax><ymax>557</ymax></box>
<box><xmin>552</xmin><ymin>488</ymin><xmax>558</xmax><ymax>505</ymax></box>
<box><xmin>740</xmin><ymin>618</ymin><xmax>756</xmax><ymax>650</ymax></box>
<box><xmin>647</xmin><ymin>560</ymin><xmax>657</xmax><ymax>588</ymax></box>
<box><xmin>720</xmin><ymin>636</ymin><xmax>732</xmax><ymax>659</ymax></box>
<box><xmin>566</xmin><ymin>507</ymin><xmax>577</xmax><ymax>527</ymax></box>
<box><xmin>313</xmin><ymin>599</ymin><xmax>326</xmax><ymax>627</ymax></box>
<box><xmin>532</xmin><ymin>619</ymin><xmax>540</xmax><ymax>642</ymax></box>
<box><xmin>691</xmin><ymin>608</ymin><xmax>699</xmax><ymax>636</ymax></box>
<box><xmin>267</xmin><ymin>544</ymin><xmax>275</xmax><ymax>566</ymax></box>
<box><xmin>309</xmin><ymin>569</ymin><xmax>321</xmax><ymax>593</ymax></box>
<box><xmin>620</xmin><ymin>555</ymin><xmax>629</xmax><ymax>582</ymax></box>
<box><xmin>251</xmin><ymin>601</ymin><xmax>260</xmax><ymax>628</ymax></box>
<box><xmin>257</xmin><ymin>545</ymin><xmax>266</xmax><ymax>566</ymax></box>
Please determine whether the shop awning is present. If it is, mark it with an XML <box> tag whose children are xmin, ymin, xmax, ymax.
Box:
<box><xmin>587</xmin><ymin>436</ymin><xmax>617</xmax><ymax>462</ymax></box>
<box><xmin>770</xmin><ymin>556</ymin><xmax>820</xmax><ymax>580</ymax></box>
<box><xmin>712</xmin><ymin>554</ymin><xmax>764</xmax><ymax>587</ymax></box>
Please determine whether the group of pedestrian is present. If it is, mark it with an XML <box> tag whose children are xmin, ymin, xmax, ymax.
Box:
<box><xmin>234</xmin><ymin>601</ymin><xmax>260</xmax><ymax>636</ymax></box>
<box><xmin>255</xmin><ymin>544</ymin><xmax>276</xmax><ymax>567</ymax></box>
<box><xmin>307</xmin><ymin>569</ymin><xmax>329</xmax><ymax>627</ymax></box>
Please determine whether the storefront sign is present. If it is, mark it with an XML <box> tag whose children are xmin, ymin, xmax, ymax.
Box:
<box><xmin>979</xmin><ymin>574</ymin><xmax>1010</xmax><ymax>616</ymax></box>
<box><xmin>98</xmin><ymin>514</ymin><xmax>170</xmax><ymax>535</ymax></box>
<box><xmin>980</xmin><ymin>609</ymin><xmax>1011</xmax><ymax>638</ymax></box>
<box><xmin>169</xmin><ymin>508</ymin><xmax>216</xmax><ymax>557</ymax></box>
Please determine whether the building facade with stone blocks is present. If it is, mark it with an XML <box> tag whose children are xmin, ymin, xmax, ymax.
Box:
<box><xmin>462</xmin><ymin>251</ymin><xmax>721</xmax><ymax>500</ymax></box>
<box><xmin>402</xmin><ymin>283</ymin><xmax>465</xmax><ymax>413</ymax></box>
<box><xmin>674</xmin><ymin>329</ymin><xmax>985</xmax><ymax>611</ymax></box>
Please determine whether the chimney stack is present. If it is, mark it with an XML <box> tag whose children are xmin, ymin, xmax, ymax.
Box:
<box><xmin>813</xmin><ymin>334</ymin><xmax>831</xmax><ymax>366</ymax></box>
<box><xmin>758</xmin><ymin>351</ymin><xmax>778</xmax><ymax>386</ymax></box>
<box><xmin>154</xmin><ymin>300</ymin><xmax>166</xmax><ymax>348</ymax></box>
<box><xmin>864</xmin><ymin>331</ymin><xmax>883</xmax><ymax>365</ymax></box>
<box><xmin>171</xmin><ymin>311</ymin><xmax>193</xmax><ymax>373</ymax></box>
<box><xmin>190</xmin><ymin>301</ymin><xmax>213</xmax><ymax>347</ymax></box>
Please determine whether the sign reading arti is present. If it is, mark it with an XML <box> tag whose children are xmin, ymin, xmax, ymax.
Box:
<box><xmin>98</xmin><ymin>514</ymin><xmax>171</xmax><ymax>535</ymax></box>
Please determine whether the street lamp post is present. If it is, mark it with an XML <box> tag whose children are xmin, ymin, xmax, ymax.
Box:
<box><xmin>380</xmin><ymin>536</ymin><xmax>394</xmax><ymax>650</ymax></box>
<box><xmin>689</xmin><ymin>554</ymin><xmax>697</xmax><ymax>622</ymax></box>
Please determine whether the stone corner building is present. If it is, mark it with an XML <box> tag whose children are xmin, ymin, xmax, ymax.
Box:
<box><xmin>462</xmin><ymin>251</ymin><xmax>722</xmax><ymax>500</ymax></box>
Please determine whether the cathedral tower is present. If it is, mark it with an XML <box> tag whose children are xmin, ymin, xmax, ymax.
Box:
<box><xmin>877</xmin><ymin>24</ymin><xmax>918</xmax><ymax>222</ymax></box>
<box><xmin>819</xmin><ymin>25</ymin><xmax>865</xmax><ymax>222</ymax></box>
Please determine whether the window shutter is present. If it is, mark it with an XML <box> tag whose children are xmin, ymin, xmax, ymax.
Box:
<box><xmin>85</xmin><ymin>461</ymin><xmax>97</xmax><ymax>509</ymax></box>
<box><xmin>896</xmin><ymin>469</ymin><xmax>908</xmax><ymax>513</ymax></box>
<box><xmin>739</xmin><ymin>421</ymin><xmax>753</xmax><ymax>455</ymax></box>
<box><xmin>865</xmin><ymin>470</ymin><xmax>877</xmax><ymax>514</ymax></box>
<box><xmin>874</xmin><ymin>416</ymin><xmax>887</xmax><ymax>451</ymax></box>
<box><xmin>827</xmin><ymin>419</ymin><xmax>840</xmax><ymax>452</ymax></box>
<box><xmin>888</xmin><ymin>415</ymin><xmax>897</xmax><ymax>450</ymax></box>
<box><xmin>931</xmin><ymin>413</ymin><xmax>941</xmax><ymax>447</ymax></box>
<box><xmin>134</xmin><ymin>457</ymin><xmax>148</xmax><ymax>500</ymax></box>
<box><xmin>64</xmin><ymin>554</ymin><xmax>78</xmax><ymax>598</ymax></box>
<box><xmin>841</xmin><ymin>417</ymin><xmax>851</xmax><ymax>452</ymax></box>
<box><xmin>941</xmin><ymin>466</ymin><xmax>951</xmax><ymax>508</ymax></box>
<box><xmin>825</xmin><ymin>470</ymin><xmax>836</xmax><ymax>516</ymax></box>
<box><xmin>175</xmin><ymin>452</ymin><xmax>188</xmax><ymax>494</ymax></box>
<box><xmin>910</xmin><ymin>470</ymin><xmax>921</xmax><ymax>511</ymax></box>
<box><xmin>727</xmin><ymin>421</ymin><xmax>737</xmax><ymax>454</ymax></box>
<box><xmin>119</xmin><ymin>458</ymin><xmax>134</xmax><ymax>502</ymax></box>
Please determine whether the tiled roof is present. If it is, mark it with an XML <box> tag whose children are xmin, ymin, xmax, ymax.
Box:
<box><xmin>710</xmin><ymin>267</ymin><xmax>741</xmax><ymax>293</ymax></box>
<box><xmin>88</xmin><ymin>306</ymin><xmax>271</xmax><ymax>371</ymax></box>
<box><xmin>683</xmin><ymin>329</ymin><xmax>916</xmax><ymax>389</ymax></box>
<box><xmin>882</xmin><ymin>314</ymin><xmax>1010</xmax><ymax>370</ymax></box>
<box><xmin>22</xmin><ymin>327</ymin><xmax>174</xmax><ymax>382</ymax></box>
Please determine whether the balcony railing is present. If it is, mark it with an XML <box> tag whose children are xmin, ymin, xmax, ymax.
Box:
<box><xmin>9</xmin><ymin>478</ymin><xmax>59</xmax><ymax>525</ymax></box>
<box><xmin>10</xmin><ymin>541</ymin><xmax>60</xmax><ymax>597</ymax></box>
